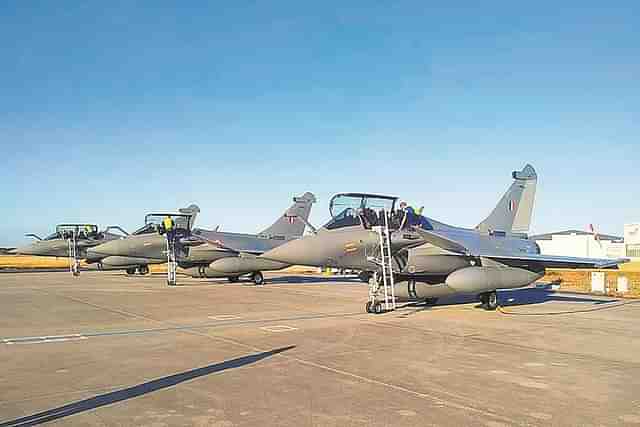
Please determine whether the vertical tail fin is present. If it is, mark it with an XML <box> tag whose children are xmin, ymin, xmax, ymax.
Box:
<box><xmin>259</xmin><ymin>192</ymin><xmax>317</xmax><ymax>238</ymax></box>
<box><xmin>476</xmin><ymin>164</ymin><xmax>537</xmax><ymax>235</ymax></box>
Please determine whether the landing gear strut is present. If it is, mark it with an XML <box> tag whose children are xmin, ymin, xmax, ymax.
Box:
<box><xmin>251</xmin><ymin>271</ymin><xmax>264</xmax><ymax>285</ymax></box>
<box><xmin>479</xmin><ymin>291</ymin><xmax>499</xmax><ymax>311</ymax></box>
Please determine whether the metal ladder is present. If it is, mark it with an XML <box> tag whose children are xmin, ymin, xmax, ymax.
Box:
<box><xmin>166</xmin><ymin>233</ymin><xmax>177</xmax><ymax>286</ymax></box>
<box><xmin>368</xmin><ymin>210</ymin><xmax>396</xmax><ymax>312</ymax></box>
<box><xmin>67</xmin><ymin>231</ymin><xmax>80</xmax><ymax>277</ymax></box>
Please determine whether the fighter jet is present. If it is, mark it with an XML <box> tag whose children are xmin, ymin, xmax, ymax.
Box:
<box><xmin>84</xmin><ymin>205</ymin><xmax>202</xmax><ymax>275</ymax></box>
<box><xmin>12</xmin><ymin>224</ymin><xmax>127</xmax><ymax>258</ymax></box>
<box><xmin>261</xmin><ymin>165</ymin><xmax>628</xmax><ymax>313</ymax></box>
<box><xmin>86</xmin><ymin>193</ymin><xmax>317</xmax><ymax>285</ymax></box>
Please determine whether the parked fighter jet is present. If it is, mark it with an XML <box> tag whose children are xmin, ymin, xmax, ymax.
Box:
<box><xmin>12</xmin><ymin>224</ymin><xmax>127</xmax><ymax>258</ymax></box>
<box><xmin>83</xmin><ymin>205</ymin><xmax>201</xmax><ymax>275</ymax></box>
<box><xmin>86</xmin><ymin>193</ymin><xmax>317</xmax><ymax>285</ymax></box>
<box><xmin>261</xmin><ymin>165</ymin><xmax>628</xmax><ymax>313</ymax></box>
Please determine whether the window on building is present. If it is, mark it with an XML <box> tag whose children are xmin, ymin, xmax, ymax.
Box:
<box><xmin>627</xmin><ymin>244</ymin><xmax>640</xmax><ymax>258</ymax></box>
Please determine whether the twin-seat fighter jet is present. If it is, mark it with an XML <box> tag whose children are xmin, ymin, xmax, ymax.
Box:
<box><xmin>12</xmin><ymin>224</ymin><xmax>127</xmax><ymax>259</ymax></box>
<box><xmin>261</xmin><ymin>165</ymin><xmax>628</xmax><ymax>313</ymax></box>
<box><xmin>86</xmin><ymin>193</ymin><xmax>316</xmax><ymax>285</ymax></box>
<box><xmin>84</xmin><ymin>206</ymin><xmax>202</xmax><ymax>275</ymax></box>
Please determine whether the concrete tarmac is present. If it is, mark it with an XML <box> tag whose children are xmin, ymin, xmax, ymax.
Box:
<box><xmin>1</xmin><ymin>272</ymin><xmax>640</xmax><ymax>426</ymax></box>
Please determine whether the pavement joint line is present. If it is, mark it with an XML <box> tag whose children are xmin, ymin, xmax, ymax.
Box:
<box><xmin>356</xmin><ymin>315</ymin><xmax>640</xmax><ymax>368</ymax></box>
<box><xmin>180</xmin><ymin>328</ymin><xmax>518</xmax><ymax>424</ymax></box>
<box><xmin>0</xmin><ymin>312</ymin><xmax>364</xmax><ymax>343</ymax></box>
<box><xmin>17</xmin><ymin>295</ymin><xmax>511</xmax><ymax>425</ymax></box>
<box><xmin>259</xmin><ymin>325</ymin><xmax>299</xmax><ymax>332</ymax></box>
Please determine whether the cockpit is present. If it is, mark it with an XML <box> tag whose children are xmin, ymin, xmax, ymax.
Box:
<box><xmin>325</xmin><ymin>193</ymin><xmax>400</xmax><ymax>230</ymax></box>
<box><xmin>134</xmin><ymin>212</ymin><xmax>194</xmax><ymax>235</ymax></box>
<box><xmin>324</xmin><ymin>193</ymin><xmax>433</xmax><ymax>231</ymax></box>
<box><xmin>55</xmin><ymin>224</ymin><xmax>99</xmax><ymax>240</ymax></box>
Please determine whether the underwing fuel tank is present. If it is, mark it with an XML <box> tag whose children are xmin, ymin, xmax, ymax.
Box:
<box><xmin>445</xmin><ymin>266</ymin><xmax>543</xmax><ymax>294</ymax></box>
<box><xmin>184</xmin><ymin>257</ymin><xmax>290</xmax><ymax>278</ymax></box>
<box><xmin>393</xmin><ymin>265</ymin><xmax>543</xmax><ymax>302</ymax></box>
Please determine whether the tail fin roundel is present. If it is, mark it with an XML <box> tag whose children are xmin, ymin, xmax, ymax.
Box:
<box><xmin>476</xmin><ymin>164</ymin><xmax>537</xmax><ymax>235</ymax></box>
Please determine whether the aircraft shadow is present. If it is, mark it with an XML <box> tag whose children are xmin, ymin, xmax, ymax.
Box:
<box><xmin>402</xmin><ymin>286</ymin><xmax>617</xmax><ymax>312</ymax></box>
<box><xmin>192</xmin><ymin>275</ymin><xmax>363</xmax><ymax>286</ymax></box>
<box><xmin>263</xmin><ymin>275</ymin><xmax>363</xmax><ymax>285</ymax></box>
<box><xmin>0</xmin><ymin>346</ymin><xmax>294</xmax><ymax>427</ymax></box>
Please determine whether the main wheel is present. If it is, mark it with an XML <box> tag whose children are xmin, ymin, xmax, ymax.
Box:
<box><xmin>486</xmin><ymin>291</ymin><xmax>499</xmax><ymax>311</ymax></box>
<box><xmin>358</xmin><ymin>271</ymin><xmax>371</xmax><ymax>283</ymax></box>
<box><xmin>138</xmin><ymin>265</ymin><xmax>150</xmax><ymax>275</ymax></box>
<box><xmin>126</xmin><ymin>268</ymin><xmax>136</xmax><ymax>276</ymax></box>
<box><xmin>251</xmin><ymin>272</ymin><xmax>264</xmax><ymax>285</ymax></box>
<box><xmin>424</xmin><ymin>297</ymin><xmax>439</xmax><ymax>306</ymax></box>
<box><xmin>228</xmin><ymin>276</ymin><xmax>239</xmax><ymax>283</ymax></box>
<box><xmin>374</xmin><ymin>302</ymin><xmax>384</xmax><ymax>314</ymax></box>
<box><xmin>365</xmin><ymin>301</ymin><xmax>373</xmax><ymax>313</ymax></box>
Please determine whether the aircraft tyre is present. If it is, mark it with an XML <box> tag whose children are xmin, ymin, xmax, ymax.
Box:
<box><xmin>425</xmin><ymin>297</ymin><xmax>439</xmax><ymax>306</ymax></box>
<box><xmin>374</xmin><ymin>302</ymin><xmax>384</xmax><ymax>314</ymax></box>
<box><xmin>251</xmin><ymin>271</ymin><xmax>264</xmax><ymax>285</ymax></box>
<box><xmin>228</xmin><ymin>276</ymin><xmax>239</xmax><ymax>283</ymax></box>
<box><xmin>365</xmin><ymin>301</ymin><xmax>372</xmax><ymax>313</ymax></box>
<box><xmin>138</xmin><ymin>265</ymin><xmax>150</xmax><ymax>275</ymax></box>
<box><xmin>479</xmin><ymin>291</ymin><xmax>499</xmax><ymax>311</ymax></box>
<box><xmin>358</xmin><ymin>271</ymin><xmax>371</xmax><ymax>283</ymax></box>
<box><xmin>126</xmin><ymin>268</ymin><xmax>136</xmax><ymax>276</ymax></box>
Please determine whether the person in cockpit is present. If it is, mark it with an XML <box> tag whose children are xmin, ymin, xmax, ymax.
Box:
<box><xmin>399</xmin><ymin>201</ymin><xmax>429</xmax><ymax>229</ymax></box>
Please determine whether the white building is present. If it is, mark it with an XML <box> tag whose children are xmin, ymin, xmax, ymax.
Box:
<box><xmin>624</xmin><ymin>223</ymin><xmax>640</xmax><ymax>259</ymax></box>
<box><xmin>531</xmin><ymin>230</ymin><xmax>626</xmax><ymax>259</ymax></box>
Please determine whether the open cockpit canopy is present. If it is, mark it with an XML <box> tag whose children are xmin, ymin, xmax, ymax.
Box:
<box><xmin>144</xmin><ymin>213</ymin><xmax>193</xmax><ymax>232</ymax></box>
<box><xmin>325</xmin><ymin>193</ymin><xmax>399</xmax><ymax>230</ymax></box>
<box><xmin>54</xmin><ymin>224</ymin><xmax>99</xmax><ymax>239</ymax></box>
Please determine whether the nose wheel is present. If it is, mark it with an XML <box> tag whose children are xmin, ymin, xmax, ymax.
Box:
<box><xmin>365</xmin><ymin>301</ymin><xmax>384</xmax><ymax>314</ymax></box>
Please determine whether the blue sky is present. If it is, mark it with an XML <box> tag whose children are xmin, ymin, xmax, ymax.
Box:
<box><xmin>1</xmin><ymin>1</ymin><xmax>638</xmax><ymax>246</ymax></box>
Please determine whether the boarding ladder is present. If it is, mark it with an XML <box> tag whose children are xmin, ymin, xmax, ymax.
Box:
<box><xmin>65</xmin><ymin>230</ymin><xmax>80</xmax><ymax>277</ymax></box>
<box><xmin>367</xmin><ymin>210</ymin><xmax>396</xmax><ymax>312</ymax></box>
<box><xmin>166</xmin><ymin>233</ymin><xmax>177</xmax><ymax>286</ymax></box>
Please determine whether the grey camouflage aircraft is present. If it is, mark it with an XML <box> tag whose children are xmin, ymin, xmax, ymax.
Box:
<box><xmin>261</xmin><ymin>165</ymin><xmax>628</xmax><ymax>313</ymax></box>
<box><xmin>84</xmin><ymin>206</ymin><xmax>202</xmax><ymax>275</ymax></box>
<box><xmin>86</xmin><ymin>193</ymin><xmax>317</xmax><ymax>284</ymax></box>
<box><xmin>12</xmin><ymin>224</ymin><xmax>127</xmax><ymax>259</ymax></box>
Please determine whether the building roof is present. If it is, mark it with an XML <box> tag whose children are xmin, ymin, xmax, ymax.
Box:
<box><xmin>530</xmin><ymin>230</ymin><xmax>623</xmax><ymax>242</ymax></box>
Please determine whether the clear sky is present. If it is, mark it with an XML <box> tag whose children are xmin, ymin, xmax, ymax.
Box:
<box><xmin>1</xmin><ymin>1</ymin><xmax>638</xmax><ymax>246</ymax></box>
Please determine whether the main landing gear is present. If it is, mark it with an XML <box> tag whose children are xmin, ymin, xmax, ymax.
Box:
<box><xmin>479</xmin><ymin>291</ymin><xmax>499</xmax><ymax>311</ymax></box>
<box><xmin>126</xmin><ymin>266</ymin><xmax>150</xmax><ymax>276</ymax></box>
<box><xmin>250</xmin><ymin>271</ymin><xmax>264</xmax><ymax>285</ymax></box>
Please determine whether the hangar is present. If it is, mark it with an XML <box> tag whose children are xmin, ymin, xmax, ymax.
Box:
<box><xmin>531</xmin><ymin>223</ymin><xmax>639</xmax><ymax>261</ymax></box>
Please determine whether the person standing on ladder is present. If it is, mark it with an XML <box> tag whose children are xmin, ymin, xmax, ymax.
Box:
<box><xmin>163</xmin><ymin>215</ymin><xmax>175</xmax><ymax>240</ymax></box>
<box><xmin>162</xmin><ymin>215</ymin><xmax>177</xmax><ymax>286</ymax></box>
